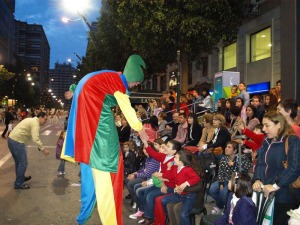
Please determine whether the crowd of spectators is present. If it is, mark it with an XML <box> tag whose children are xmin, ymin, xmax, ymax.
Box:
<box><xmin>115</xmin><ymin>79</ymin><xmax>300</xmax><ymax>225</ymax></box>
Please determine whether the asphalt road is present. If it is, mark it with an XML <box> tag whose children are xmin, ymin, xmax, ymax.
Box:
<box><xmin>0</xmin><ymin>118</ymin><xmax>208</xmax><ymax>225</ymax></box>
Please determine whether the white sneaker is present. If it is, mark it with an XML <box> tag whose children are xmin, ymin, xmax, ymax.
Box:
<box><xmin>132</xmin><ymin>202</ymin><xmax>137</xmax><ymax>209</ymax></box>
<box><xmin>129</xmin><ymin>211</ymin><xmax>144</xmax><ymax>219</ymax></box>
<box><xmin>57</xmin><ymin>171</ymin><xmax>63</xmax><ymax>175</ymax></box>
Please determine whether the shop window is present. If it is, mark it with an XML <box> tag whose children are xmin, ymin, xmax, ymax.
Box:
<box><xmin>251</xmin><ymin>27</ymin><xmax>271</xmax><ymax>62</ymax></box>
<box><xmin>223</xmin><ymin>42</ymin><xmax>236</xmax><ymax>70</ymax></box>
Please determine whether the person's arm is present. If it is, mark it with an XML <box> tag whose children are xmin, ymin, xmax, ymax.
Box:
<box><xmin>31</xmin><ymin>123</ymin><xmax>44</xmax><ymax>150</ymax></box>
<box><xmin>145</xmin><ymin>146</ymin><xmax>165</xmax><ymax>162</ymax></box>
<box><xmin>134</xmin><ymin>158</ymin><xmax>159</xmax><ymax>179</ymax></box>
<box><xmin>114</xmin><ymin>91</ymin><xmax>143</xmax><ymax>132</ymax></box>
<box><xmin>278</xmin><ymin>136</ymin><xmax>300</xmax><ymax>187</ymax></box>
<box><xmin>246</xmin><ymin>118</ymin><xmax>260</xmax><ymax>131</ymax></box>
<box><xmin>31</xmin><ymin>123</ymin><xmax>49</xmax><ymax>155</ymax></box>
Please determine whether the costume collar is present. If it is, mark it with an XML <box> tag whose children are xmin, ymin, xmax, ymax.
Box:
<box><xmin>120</xmin><ymin>73</ymin><xmax>130</xmax><ymax>94</ymax></box>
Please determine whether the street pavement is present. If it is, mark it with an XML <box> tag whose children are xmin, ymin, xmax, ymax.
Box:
<box><xmin>0</xmin><ymin>119</ymin><xmax>213</xmax><ymax>225</ymax></box>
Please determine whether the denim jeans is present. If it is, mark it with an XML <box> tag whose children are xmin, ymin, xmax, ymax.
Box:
<box><xmin>144</xmin><ymin>186</ymin><xmax>174</xmax><ymax>219</ymax></box>
<box><xmin>161</xmin><ymin>192</ymin><xmax>196</xmax><ymax>225</ymax></box>
<box><xmin>57</xmin><ymin>159</ymin><xmax>65</xmax><ymax>173</ymax></box>
<box><xmin>125</xmin><ymin>177</ymin><xmax>146</xmax><ymax>203</ymax></box>
<box><xmin>135</xmin><ymin>184</ymin><xmax>155</xmax><ymax>211</ymax></box>
<box><xmin>208</xmin><ymin>180</ymin><xmax>228</xmax><ymax>209</ymax></box>
<box><xmin>8</xmin><ymin>138</ymin><xmax>28</xmax><ymax>188</ymax></box>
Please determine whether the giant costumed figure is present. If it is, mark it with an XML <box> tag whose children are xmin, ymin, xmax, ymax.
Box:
<box><xmin>62</xmin><ymin>55</ymin><xmax>148</xmax><ymax>225</ymax></box>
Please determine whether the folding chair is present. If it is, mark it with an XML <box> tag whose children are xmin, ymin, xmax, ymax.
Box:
<box><xmin>189</xmin><ymin>168</ymin><xmax>216</xmax><ymax>225</ymax></box>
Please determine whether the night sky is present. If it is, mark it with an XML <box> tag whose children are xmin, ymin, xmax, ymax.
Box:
<box><xmin>14</xmin><ymin>0</ymin><xmax>101</xmax><ymax>68</ymax></box>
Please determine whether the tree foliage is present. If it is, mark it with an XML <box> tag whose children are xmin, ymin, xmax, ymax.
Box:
<box><xmin>84</xmin><ymin>0</ymin><xmax>249</xmax><ymax>91</ymax></box>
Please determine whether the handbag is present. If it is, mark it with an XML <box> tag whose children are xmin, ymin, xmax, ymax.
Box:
<box><xmin>282</xmin><ymin>136</ymin><xmax>300</xmax><ymax>188</ymax></box>
<box><xmin>197</xmin><ymin>152</ymin><xmax>217</xmax><ymax>172</ymax></box>
<box><xmin>184</xmin><ymin>145</ymin><xmax>199</xmax><ymax>153</ymax></box>
<box><xmin>207</xmin><ymin>146</ymin><xmax>223</xmax><ymax>156</ymax></box>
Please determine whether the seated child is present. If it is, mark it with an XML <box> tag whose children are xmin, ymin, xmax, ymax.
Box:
<box><xmin>161</xmin><ymin>150</ymin><xmax>201</xmax><ymax>225</ymax></box>
<box><xmin>123</xmin><ymin>141</ymin><xmax>137</xmax><ymax>178</ymax></box>
<box><xmin>215</xmin><ymin>172</ymin><xmax>257</xmax><ymax>225</ymax></box>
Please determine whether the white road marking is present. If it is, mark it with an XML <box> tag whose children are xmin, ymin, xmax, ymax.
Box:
<box><xmin>0</xmin><ymin>153</ymin><xmax>12</xmax><ymax>168</ymax></box>
<box><xmin>41</xmin><ymin>130</ymin><xmax>52</xmax><ymax>135</ymax></box>
<box><xmin>27</xmin><ymin>145</ymin><xmax>56</xmax><ymax>148</ymax></box>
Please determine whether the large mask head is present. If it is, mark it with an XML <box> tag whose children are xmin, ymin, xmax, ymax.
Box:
<box><xmin>123</xmin><ymin>55</ymin><xmax>146</xmax><ymax>83</ymax></box>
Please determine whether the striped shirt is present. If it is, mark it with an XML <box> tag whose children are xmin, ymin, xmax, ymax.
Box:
<box><xmin>134</xmin><ymin>156</ymin><xmax>160</xmax><ymax>179</ymax></box>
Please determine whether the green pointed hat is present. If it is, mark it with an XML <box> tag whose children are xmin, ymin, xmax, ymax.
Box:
<box><xmin>123</xmin><ymin>54</ymin><xmax>146</xmax><ymax>83</ymax></box>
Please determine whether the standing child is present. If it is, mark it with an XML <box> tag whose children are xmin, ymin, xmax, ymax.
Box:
<box><xmin>56</xmin><ymin>131</ymin><xmax>66</xmax><ymax>175</ymax></box>
<box><xmin>215</xmin><ymin>172</ymin><xmax>257</xmax><ymax>225</ymax></box>
<box><xmin>6</xmin><ymin>121</ymin><xmax>13</xmax><ymax>137</ymax></box>
<box><xmin>123</xmin><ymin>141</ymin><xmax>137</xmax><ymax>178</ymax></box>
<box><xmin>160</xmin><ymin>150</ymin><xmax>202</xmax><ymax>225</ymax></box>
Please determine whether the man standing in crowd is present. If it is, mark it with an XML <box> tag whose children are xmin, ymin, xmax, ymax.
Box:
<box><xmin>251</xmin><ymin>95</ymin><xmax>265</xmax><ymax>122</ymax></box>
<box><xmin>7</xmin><ymin>111</ymin><xmax>49</xmax><ymax>189</ymax></box>
<box><xmin>191</xmin><ymin>89</ymin><xmax>204</xmax><ymax>113</ymax></box>
<box><xmin>237</xmin><ymin>82</ymin><xmax>250</xmax><ymax>106</ymax></box>
<box><xmin>1</xmin><ymin>107</ymin><xmax>14</xmax><ymax>138</ymax></box>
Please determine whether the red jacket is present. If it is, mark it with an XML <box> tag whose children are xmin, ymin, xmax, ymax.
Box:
<box><xmin>162</xmin><ymin>165</ymin><xmax>200</xmax><ymax>194</ymax></box>
<box><xmin>242</xmin><ymin>128</ymin><xmax>264</xmax><ymax>151</ymax></box>
<box><xmin>146</xmin><ymin>146</ymin><xmax>175</xmax><ymax>188</ymax></box>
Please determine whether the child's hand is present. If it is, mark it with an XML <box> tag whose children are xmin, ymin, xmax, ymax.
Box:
<box><xmin>153</xmin><ymin>172</ymin><xmax>162</xmax><ymax>178</ymax></box>
<box><xmin>238</xmin><ymin>121</ymin><xmax>245</xmax><ymax>132</ymax></box>
<box><xmin>127</xmin><ymin>174</ymin><xmax>135</xmax><ymax>181</ymax></box>
<box><xmin>141</xmin><ymin>181</ymin><xmax>147</xmax><ymax>187</ymax></box>
<box><xmin>160</xmin><ymin>184</ymin><xmax>167</xmax><ymax>194</ymax></box>
<box><xmin>139</xmin><ymin>129</ymin><xmax>149</xmax><ymax>146</ymax></box>
<box><xmin>234</xmin><ymin>139</ymin><xmax>243</xmax><ymax>144</ymax></box>
<box><xmin>178</xmin><ymin>182</ymin><xmax>188</xmax><ymax>191</ymax></box>
<box><xmin>174</xmin><ymin>185</ymin><xmax>183</xmax><ymax>194</ymax></box>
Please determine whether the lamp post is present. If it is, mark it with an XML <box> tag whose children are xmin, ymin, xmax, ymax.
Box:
<box><xmin>176</xmin><ymin>50</ymin><xmax>181</xmax><ymax>112</ymax></box>
<box><xmin>61</xmin><ymin>0</ymin><xmax>95</xmax><ymax>43</ymax></box>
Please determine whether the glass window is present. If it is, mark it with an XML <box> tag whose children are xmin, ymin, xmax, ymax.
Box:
<box><xmin>223</xmin><ymin>42</ymin><xmax>236</xmax><ymax>70</ymax></box>
<box><xmin>251</xmin><ymin>27</ymin><xmax>271</xmax><ymax>62</ymax></box>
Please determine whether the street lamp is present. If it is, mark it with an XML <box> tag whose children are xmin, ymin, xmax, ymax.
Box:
<box><xmin>62</xmin><ymin>0</ymin><xmax>95</xmax><ymax>43</ymax></box>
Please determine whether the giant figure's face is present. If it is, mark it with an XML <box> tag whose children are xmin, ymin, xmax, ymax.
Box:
<box><xmin>128</xmin><ymin>81</ymin><xmax>140</xmax><ymax>89</ymax></box>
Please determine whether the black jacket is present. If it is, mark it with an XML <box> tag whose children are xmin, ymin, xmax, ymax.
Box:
<box><xmin>207</xmin><ymin>126</ymin><xmax>231</xmax><ymax>151</ymax></box>
<box><xmin>185</xmin><ymin>123</ymin><xmax>202</xmax><ymax>146</ymax></box>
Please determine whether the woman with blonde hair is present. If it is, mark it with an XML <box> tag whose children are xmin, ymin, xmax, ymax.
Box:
<box><xmin>253</xmin><ymin>111</ymin><xmax>300</xmax><ymax>225</ymax></box>
<box><xmin>198</xmin><ymin>113</ymin><xmax>231</xmax><ymax>157</ymax></box>
<box><xmin>198</xmin><ymin>113</ymin><xmax>215</xmax><ymax>151</ymax></box>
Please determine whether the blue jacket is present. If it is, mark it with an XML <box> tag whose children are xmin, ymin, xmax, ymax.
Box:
<box><xmin>215</xmin><ymin>192</ymin><xmax>257</xmax><ymax>225</ymax></box>
<box><xmin>254</xmin><ymin>135</ymin><xmax>300</xmax><ymax>203</ymax></box>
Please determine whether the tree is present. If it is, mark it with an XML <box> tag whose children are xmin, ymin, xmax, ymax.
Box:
<box><xmin>0</xmin><ymin>59</ymin><xmax>37</xmax><ymax>108</ymax></box>
<box><xmin>105</xmin><ymin>0</ymin><xmax>249</xmax><ymax>93</ymax></box>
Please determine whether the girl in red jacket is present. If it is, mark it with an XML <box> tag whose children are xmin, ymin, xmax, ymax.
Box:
<box><xmin>159</xmin><ymin>150</ymin><xmax>201</xmax><ymax>225</ymax></box>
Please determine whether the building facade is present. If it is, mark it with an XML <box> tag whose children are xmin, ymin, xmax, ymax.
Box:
<box><xmin>151</xmin><ymin>0</ymin><xmax>299</xmax><ymax>101</ymax></box>
<box><xmin>0</xmin><ymin>0</ymin><xmax>15</xmax><ymax>65</ymax></box>
<box><xmin>49</xmin><ymin>63</ymin><xmax>77</xmax><ymax>109</ymax></box>
<box><xmin>14</xmin><ymin>20</ymin><xmax>50</xmax><ymax>92</ymax></box>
